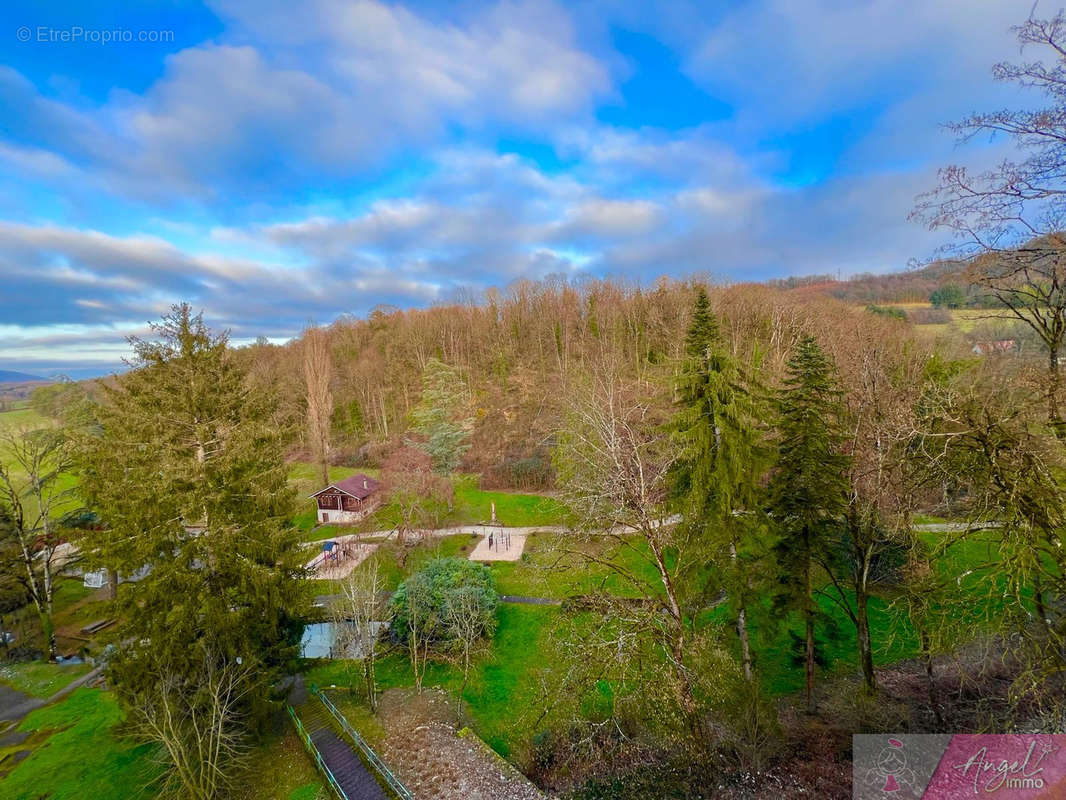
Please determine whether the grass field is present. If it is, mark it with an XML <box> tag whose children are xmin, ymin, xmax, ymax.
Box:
<box><xmin>306</xmin><ymin>602</ymin><xmax>557</xmax><ymax>758</ymax></box>
<box><xmin>0</xmin><ymin>661</ymin><xmax>91</xmax><ymax>698</ymax></box>
<box><xmin>0</xmin><ymin>684</ymin><xmax>326</xmax><ymax>800</ymax></box>
<box><xmin>305</xmin><ymin>525</ymin><xmax>1011</xmax><ymax>759</ymax></box>
<box><xmin>0</xmin><ymin>405</ymin><xmax>81</xmax><ymax>520</ymax></box>
<box><xmin>0</xmin><ymin>688</ymin><xmax>161</xmax><ymax>799</ymax></box>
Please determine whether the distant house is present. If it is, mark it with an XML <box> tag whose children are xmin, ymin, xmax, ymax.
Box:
<box><xmin>310</xmin><ymin>474</ymin><xmax>382</xmax><ymax>524</ymax></box>
<box><xmin>972</xmin><ymin>339</ymin><xmax>1016</xmax><ymax>356</ymax></box>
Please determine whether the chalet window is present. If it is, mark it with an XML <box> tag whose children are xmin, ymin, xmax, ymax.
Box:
<box><xmin>318</xmin><ymin>494</ymin><xmax>340</xmax><ymax>510</ymax></box>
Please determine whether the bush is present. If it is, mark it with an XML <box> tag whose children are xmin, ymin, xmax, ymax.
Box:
<box><xmin>865</xmin><ymin>305</ymin><xmax>907</xmax><ymax>321</ymax></box>
<box><xmin>389</xmin><ymin>557</ymin><xmax>498</xmax><ymax>644</ymax></box>
<box><xmin>480</xmin><ymin>450</ymin><xmax>556</xmax><ymax>490</ymax></box>
<box><xmin>930</xmin><ymin>285</ymin><xmax>966</xmax><ymax>309</ymax></box>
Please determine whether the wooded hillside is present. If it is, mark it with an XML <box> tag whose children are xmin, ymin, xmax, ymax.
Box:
<box><xmin>241</xmin><ymin>278</ymin><xmax>958</xmax><ymax>489</ymax></box>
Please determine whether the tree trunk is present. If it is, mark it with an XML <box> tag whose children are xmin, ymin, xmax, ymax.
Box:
<box><xmin>39</xmin><ymin>606</ymin><xmax>57</xmax><ymax>662</ymax></box>
<box><xmin>731</xmin><ymin>541</ymin><xmax>753</xmax><ymax>682</ymax></box>
<box><xmin>649</xmin><ymin>537</ymin><xmax>699</xmax><ymax>723</ymax></box>
<box><xmin>737</xmin><ymin>605</ymin><xmax>753</xmax><ymax>683</ymax></box>
<box><xmin>364</xmin><ymin>658</ymin><xmax>377</xmax><ymax>712</ymax></box>
<box><xmin>1034</xmin><ymin>572</ymin><xmax>1051</xmax><ymax>637</ymax></box>
<box><xmin>855</xmin><ymin>584</ymin><xmax>876</xmax><ymax>694</ymax></box>
<box><xmin>457</xmin><ymin>650</ymin><xmax>469</xmax><ymax>725</ymax></box>
<box><xmin>920</xmin><ymin>628</ymin><xmax>943</xmax><ymax>727</ymax></box>
<box><xmin>108</xmin><ymin>569</ymin><xmax>119</xmax><ymax>601</ymax></box>
<box><xmin>805</xmin><ymin>545</ymin><xmax>815</xmax><ymax>714</ymax></box>
<box><xmin>1049</xmin><ymin>344</ymin><xmax>1065</xmax><ymax>440</ymax></box>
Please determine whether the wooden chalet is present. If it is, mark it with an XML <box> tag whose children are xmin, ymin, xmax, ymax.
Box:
<box><xmin>310</xmin><ymin>474</ymin><xmax>382</xmax><ymax>524</ymax></box>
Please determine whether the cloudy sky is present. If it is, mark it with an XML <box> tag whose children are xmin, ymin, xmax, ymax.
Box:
<box><xmin>0</xmin><ymin>0</ymin><xmax>1036</xmax><ymax>377</ymax></box>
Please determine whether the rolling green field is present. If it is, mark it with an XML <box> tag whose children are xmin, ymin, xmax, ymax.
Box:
<box><xmin>0</xmin><ymin>405</ymin><xmax>81</xmax><ymax>520</ymax></box>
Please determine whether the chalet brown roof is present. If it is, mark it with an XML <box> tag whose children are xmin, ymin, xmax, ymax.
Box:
<box><xmin>309</xmin><ymin>474</ymin><xmax>381</xmax><ymax>500</ymax></box>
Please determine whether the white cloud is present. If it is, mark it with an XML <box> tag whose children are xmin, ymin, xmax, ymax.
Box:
<box><xmin>0</xmin><ymin>1</ymin><xmax>611</xmax><ymax>204</ymax></box>
<box><xmin>686</xmin><ymin>0</ymin><xmax>1024</xmax><ymax>127</ymax></box>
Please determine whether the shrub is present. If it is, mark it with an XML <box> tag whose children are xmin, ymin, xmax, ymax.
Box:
<box><xmin>865</xmin><ymin>304</ymin><xmax>907</xmax><ymax>321</ymax></box>
<box><xmin>930</xmin><ymin>284</ymin><xmax>966</xmax><ymax>309</ymax></box>
<box><xmin>389</xmin><ymin>557</ymin><xmax>498</xmax><ymax>644</ymax></box>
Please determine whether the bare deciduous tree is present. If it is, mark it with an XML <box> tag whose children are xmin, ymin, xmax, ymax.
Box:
<box><xmin>380</xmin><ymin>445</ymin><xmax>453</xmax><ymax>548</ymax></box>
<box><xmin>130</xmin><ymin>653</ymin><xmax>255</xmax><ymax>800</ymax></box>
<box><xmin>303</xmin><ymin>326</ymin><xmax>334</xmax><ymax>487</ymax></box>
<box><xmin>912</xmin><ymin>11</ymin><xmax>1066</xmax><ymax>436</ymax></box>
<box><xmin>444</xmin><ymin>585</ymin><xmax>493</xmax><ymax>724</ymax></box>
<box><xmin>553</xmin><ymin>357</ymin><xmax>706</xmax><ymax>732</ymax></box>
<box><xmin>332</xmin><ymin>561</ymin><xmax>385</xmax><ymax>711</ymax></box>
<box><xmin>0</xmin><ymin>427</ymin><xmax>74</xmax><ymax>662</ymax></box>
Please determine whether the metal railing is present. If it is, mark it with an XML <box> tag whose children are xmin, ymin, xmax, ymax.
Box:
<box><xmin>288</xmin><ymin>705</ymin><xmax>349</xmax><ymax>800</ymax></box>
<box><xmin>313</xmin><ymin>687</ymin><xmax>414</xmax><ymax>800</ymax></box>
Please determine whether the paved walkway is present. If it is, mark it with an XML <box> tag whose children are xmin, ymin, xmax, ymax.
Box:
<box><xmin>0</xmin><ymin>664</ymin><xmax>104</xmax><ymax>724</ymax></box>
<box><xmin>913</xmin><ymin>522</ymin><xmax>1000</xmax><ymax>533</ymax></box>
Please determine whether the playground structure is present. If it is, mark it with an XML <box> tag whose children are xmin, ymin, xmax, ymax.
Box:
<box><xmin>306</xmin><ymin>538</ymin><xmax>378</xmax><ymax>580</ymax></box>
<box><xmin>468</xmin><ymin>529</ymin><xmax>527</xmax><ymax>562</ymax></box>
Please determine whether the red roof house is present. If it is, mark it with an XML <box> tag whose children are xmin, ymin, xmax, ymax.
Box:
<box><xmin>309</xmin><ymin>474</ymin><xmax>382</xmax><ymax>524</ymax></box>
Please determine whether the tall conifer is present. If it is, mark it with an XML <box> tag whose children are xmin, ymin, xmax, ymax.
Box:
<box><xmin>767</xmin><ymin>334</ymin><xmax>850</xmax><ymax>713</ymax></box>
<box><xmin>671</xmin><ymin>288</ymin><xmax>767</xmax><ymax>681</ymax></box>
<box><xmin>79</xmin><ymin>305</ymin><xmax>308</xmax><ymax>724</ymax></box>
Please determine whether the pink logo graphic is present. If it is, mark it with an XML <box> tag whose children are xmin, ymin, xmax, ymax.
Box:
<box><xmin>866</xmin><ymin>738</ymin><xmax>917</xmax><ymax>796</ymax></box>
<box><xmin>925</xmin><ymin>735</ymin><xmax>1066</xmax><ymax>798</ymax></box>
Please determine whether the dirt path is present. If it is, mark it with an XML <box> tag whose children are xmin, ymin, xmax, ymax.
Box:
<box><xmin>375</xmin><ymin>689</ymin><xmax>546</xmax><ymax>800</ymax></box>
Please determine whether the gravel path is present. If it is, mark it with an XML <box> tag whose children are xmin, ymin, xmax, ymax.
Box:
<box><xmin>375</xmin><ymin>688</ymin><xmax>547</xmax><ymax>800</ymax></box>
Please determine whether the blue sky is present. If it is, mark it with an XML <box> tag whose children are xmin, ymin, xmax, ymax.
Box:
<box><xmin>0</xmin><ymin>0</ymin><xmax>1033</xmax><ymax>377</ymax></box>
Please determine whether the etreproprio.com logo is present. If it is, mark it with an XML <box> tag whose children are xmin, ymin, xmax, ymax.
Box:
<box><xmin>16</xmin><ymin>26</ymin><xmax>175</xmax><ymax>44</ymax></box>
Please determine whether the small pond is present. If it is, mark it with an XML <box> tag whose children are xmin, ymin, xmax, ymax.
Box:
<box><xmin>300</xmin><ymin>621</ymin><xmax>388</xmax><ymax>660</ymax></box>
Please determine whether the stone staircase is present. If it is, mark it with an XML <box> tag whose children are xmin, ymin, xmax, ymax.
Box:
<box><xmin>296</xmin><ymin>701</ymin><xmax>390</xmax><ymax>800</ymax></box>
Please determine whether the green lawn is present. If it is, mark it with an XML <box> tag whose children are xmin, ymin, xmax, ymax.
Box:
<box><xmin>232</xmin><ymin>725</ymin><xmax>324</xmax><ymax>800</ymax></box>
<box><xmin>0</xmin><ymin>688</ymin><xmax>161</xmax><ymax>799</ymax></box>
<box><xmin>0</xmin><ymin>661</ymin><xmax>91</xmax><ymax>698</ymax></box>
<box><xmin>451</xmin><ymin>477</ymin><xmax>570</xmax><ymax>527</ymax></box>
<box><xmin>0</xmin><ymin>405</ymin><xmax>82</xmax><ymax>521</ymax></box>
<box><xmin>489</xmin><ymin>532</ymin><xmax>664</xmax><ymax>599</ymax></box>
<box><xmin>0</xmin><ymin>686</ymin><xmax>327</xmax><ymax>800</ymax></box>
<box><xmin>310</xmin><ymin>531</ymin><xmax>659</xmax><ymax>601</ymax></box>
<box><xmin>306</xmin><ymin>603</ymin><xmax>558</xmax><ymax>759</ymax></box>
<box><xmin>731</xmin><ymin>530</ymin><xmax>1014</xmax><ymax>695</ymax></box>
<box><xmin>0</xmin><ymin>406</ymin><xmax>48</xmax><ymax>430</ymax></box>
<box><xmin>303</xmin><ymin>524</ymin><xmax>1015</xmax><ymax>762</ymax></box>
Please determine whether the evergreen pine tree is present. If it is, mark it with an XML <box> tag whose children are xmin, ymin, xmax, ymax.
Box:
<box><xmin>410</xmin><ymin>358</ymin><xmax>472</xmax><ymax>473</ymax></box>
<box><xmin>78</xmin><ymin>305</ymin><xmax>308</xmax><ymax>727</ymax></box>
<box><xmin>767</xmin><ymin>334</ymin><xmax>850</xmax><ymax>713</ymax></box>
<box><xmin>670</xmin><ymin>288</ymin><xmax>768</xmax><ymax>681</ymax></box>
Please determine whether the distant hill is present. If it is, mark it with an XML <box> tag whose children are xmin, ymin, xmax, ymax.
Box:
<box><xmin>0</xmin><ymin>370</ymin><xmax>47</xmax><ymax>384</ymax></box>
<box><xmin>765</xmin><ymin>260</ymin><xmax>968</xmax><ymax>306</ymax></box>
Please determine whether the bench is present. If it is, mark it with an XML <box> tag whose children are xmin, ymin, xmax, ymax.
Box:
<box><xmin>80</xmin><ymin>618</ymin><xmax>116</xmax><ymax>635</ymax></box>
